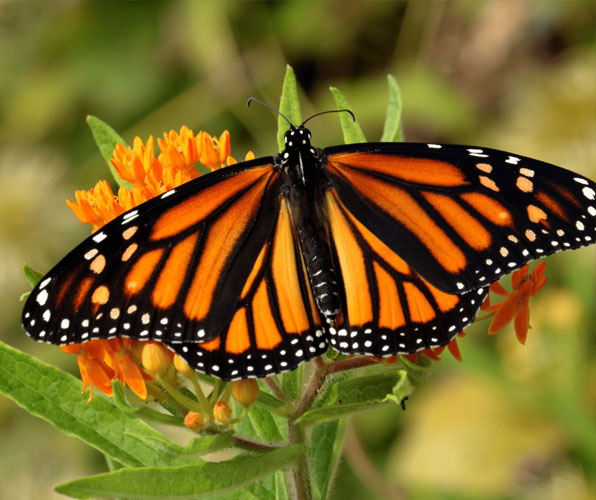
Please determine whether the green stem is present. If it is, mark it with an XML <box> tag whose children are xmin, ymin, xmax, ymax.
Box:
<box><xmin>288</xmin><ymin>421</ymin><xmax>312</xmax><ymax>500</ymax></box>
<box><xmin>190</xmin><ymin>376</ymin><xmax>212</xmax><ymax>415</ymax></box>
<box><xmin>158</xmin><ymin>376</ymin><xmax>204</xmax><ymax>413</ymax></box>
<box><xmin>264</xmin><ymin>376</ymin><xmax>290</xmax><ymax>403</ymax></box>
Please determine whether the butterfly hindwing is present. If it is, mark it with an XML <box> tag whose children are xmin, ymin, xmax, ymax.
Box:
<box><xmin>323</xmin><ymin>143</ymin><xmax>596</xmax><ymax>294</ymax></box>
<box><xmin>325</xmin><ymin>189</ymin><xmax>487</xmax><ymax>356</ymax></box>
<box><xmin>22</xmin><ymin>158</ymin><xmax>286</xmax><ymax>346</ymax></box>
<box><xmin>166</xmin><ymin>197</ymin><xmax>327</xmax><ymax>380</ymax></box>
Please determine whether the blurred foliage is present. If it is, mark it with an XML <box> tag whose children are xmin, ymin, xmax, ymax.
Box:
<box><xmin>0</xmin><ymin>1</ymin><xmax>594</xmax><ymax>499</ymax></box>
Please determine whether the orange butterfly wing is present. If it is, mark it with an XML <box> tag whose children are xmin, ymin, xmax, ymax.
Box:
<box><xmin>325</xmin><ymin>189</ymin><xmax>486</xmax><ymax>355</ymax></box>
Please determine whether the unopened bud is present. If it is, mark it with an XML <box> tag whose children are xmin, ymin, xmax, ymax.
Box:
<box><xmin>141</xmin><ymin>341</ymin><xmax>172</xmax><ymax>376</ymax></box>
<box><xmin>231</xmin><ymin>379</ymin><xmax>259</xmax><ymax>408</ymax></box>
<box><xmin>184</xmin><ymin>411</ymin><xmax>204</xmax><ymax>431</ymax></box>
<box><xmin>174</xmin><ymin>354</ymin><xmax>195</xmax><ymax>378</ymax></box>
<box><xmin>213</xmin><ymin>401</ymin><xmax>232</xmax><ymax>424</ymax></box>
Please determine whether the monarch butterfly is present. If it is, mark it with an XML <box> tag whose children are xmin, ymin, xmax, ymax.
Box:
<box><xmin>22</xmin><ymin>102</ymin><xmax>596</xmax><ymax>381</ymax></box>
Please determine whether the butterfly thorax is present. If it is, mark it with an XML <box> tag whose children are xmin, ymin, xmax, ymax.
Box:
<box><xmin>276</xmin><ymin>125</ymin><xmax>340</xmax><ymax>323</ymax></box>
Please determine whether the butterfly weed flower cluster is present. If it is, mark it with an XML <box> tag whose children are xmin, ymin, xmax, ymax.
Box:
<box><xmin>9</xmin><ymin>70</ymin><xmax>596</xmax><ymax>500</ymax></box>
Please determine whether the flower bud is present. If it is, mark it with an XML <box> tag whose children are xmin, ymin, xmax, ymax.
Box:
<box><xmin>213</xmin><ymin>401</ymin><xmax>232</xmax><ymax>424</ymax></box>
<box><xmin>174</xmin><ymin>354</ymin><xmax>195</xmax><ymax>378</ymax></box>
<box><xmin>141</xmin><ymin>341</ymin><xmax>172</xmax><ymax>377</ymax></box>
<box><xmin>184</xmin><ymin>411</ymin><xmax>204</xmax><ymax>431</ymax></box>
<box><xmin>231</xmin><ymin>379</ymin><xmax>259</xmax><ymax>408</ymax></box>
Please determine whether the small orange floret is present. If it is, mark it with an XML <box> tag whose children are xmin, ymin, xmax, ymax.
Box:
<box><xmin>486</xmin><ymin>262</ymin><xmax>548</xmax><ymax>344</ymax></box>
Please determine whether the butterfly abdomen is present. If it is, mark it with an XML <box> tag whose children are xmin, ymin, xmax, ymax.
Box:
<box><xmin>296</xmin><ymin>220</ymin><xmax>340</xmax><ymax>323</ymax></box>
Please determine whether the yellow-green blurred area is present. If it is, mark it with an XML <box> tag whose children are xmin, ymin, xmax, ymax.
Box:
<box><xmin>0</xmin><ymin>1</ymin><xmax>594</xmax><ymax>499</ymax></box>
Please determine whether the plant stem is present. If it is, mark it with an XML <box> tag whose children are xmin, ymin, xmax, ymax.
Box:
<box><xmin>231</xmin><ymin>436</ymin><xmax>281</xmax><ymax>453</ymax></box>
<box><xmin>264</xmin><ymin>376</ymin><xmax>290</xmax><ymax>403</ymax></box>
<box><xmin>288</xmin><ymin>421</ymin><xmax>312</xmax><ymax>500</ymax></box>
<box><xmin>327</xmin><ymin>356</ymin><xmax>377</xmax><ymax>373</ymax></box>
<box><xmin>291</xmin><ymin>362</ymin><xmax>327</xmax><ymax>419</ymax></box>
<box><xmin>344</xmin><ymin>424</ymin><xmax>406</xmax><ymax>500</ymax></box>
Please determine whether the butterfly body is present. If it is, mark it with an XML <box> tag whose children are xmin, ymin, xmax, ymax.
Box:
<box><xmin>22</xmin><ymin>123</ymin><xmax>596</xmax><ymax>380</ymax></box>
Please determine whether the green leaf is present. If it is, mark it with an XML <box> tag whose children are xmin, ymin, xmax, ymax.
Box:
<box><xmin>329</xmin><ymin>87</ymin><xmax>366</xmax><ymax>144</ymax></box>
<box><xmin>86</xmin><ymin>115</ymin><xmax>132</xmax><ymax>189</ymax></box>
<box><xmin>23</xmin><ymin>263</ymin><xmax>44</xmax><ymax>288</ymax></box>
<box><xmin>126</xmin><ymin>432</ymin><xmax>234</xmax><ymax>466</ymax></box>
<box><xmin>383</xmin><ymin>370</ymin><xmax>415</xmax><ymax>407</ymax></box>
<box><xmin>380</xmin><ymin>75</ymin><xmax>404</xmax><ymax>142</ymax></box>
<box><xmin>294</xmin><ymin>373</ymin><xmax>405</xmax><ymax>426</ymax></box>
<box><xmin>281</xmin><ymin>366</ymin><xmax>302</xmax><ymax>401</ymax></box>
<box><xmin>0</xmin><ymin>340</ymin><xmax>182</xmax><ymax>468</ymax></box>
<box><xmin>309</xmin><ymin>418</ymin><xmax>348</xmax><ymax>500</ymax></box>
<box><xmin>277</xmin><ymin>65</ymin><xmax>302</xmax><ymax>152</ymax></box>
<box><xmin>246</xmin><ymin>404</ymin><xmax>287</xmax><ymax>442</ymax></box>
<box><xmin>55</xmin><ymin>445</ymin><xmax>306</xmax><ymax>499</ymax></box>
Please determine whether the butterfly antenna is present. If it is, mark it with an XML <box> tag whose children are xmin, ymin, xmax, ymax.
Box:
<box><xmin>302</xmin><ymin>109</ymin><xmax>355</xmax><ymax>125</ymax></box>
<box><xmin>246</xmin><ymin>97</ymin><xmax>293</xmax><ymax>126</ymax></box>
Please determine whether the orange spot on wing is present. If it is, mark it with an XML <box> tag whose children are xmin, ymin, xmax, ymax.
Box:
<box><xmin>272</xmin><ymin>199</ymin><xmax>310</xmax><ymax>333</ymax></box>
<box><xmin>225</xmin><ymin>309</ymin><xmax>250</xmax><ymax>354</ymax></box>
<box><xmin>527</xmin><ymin>204</ymin><xmax>548</xmax><ymax>224</ymax></box>
<box><xmin>73</xmin><ymin>277</ymin><xmax>94</xmax><ymax>310</ymax></box>
<box><xmin>198</xmin><ymin>337</ymin><xmax>220</xmax><ymax>352</ymax></box>
<box><xmin>151</xmin><ymin>165</ymin><xmax>274</xmax><ymax>240</ymax></box>
<box><xmin>551</xmin><ymin>184</ymin><xmax>582</xmax><ymax>208</ymax></box>
<box><xmin>124</xmin><ymin>249</ymin><xmax>164</xmax><ymax>296</ymax></box>
<box><xmin>423</xmin><ymin>192</ymin><xmax>492</xmax><ymax>251</ymax></box>
<box><xmin>152</xmin><ymin>233</ymin><xmax>198</xmax><ymax>308</ymax></box>
<box><xmin>403</xmin><ymin>282</ymin><xmax>436</xmax><ymax>323</ymax></box>
<box><xmin>184</xmin><ymin>176</ymin><xmax>269</xmax><ymax>321</ymax></box>
<box><xmin>461</xmin><ymin>193</ymin><xmax>513</xmax><ymax>227</ymax></box>
<box><xmin>330</xmin><ymin>153</ymin><xmax>468</xmax><ymax>187</ymax></box>
<box><xmin>373</xmin><ymin>262</ymin><xmax>406</xmax><ymax>329</ymax></box>
<box><xmin>253</xmin><ymin>281</ymin><xmax>282</xmax><ymax>349</ymax></box>
<box><xmin>89</xmin><ymin>254</ymin><xmax>106</xmax><ymax>274</ymax></box>
<box><xmin>479</xmin><ymin>175</ymin><xmax>499</xmax><ymax>192</ymax></box>
<box><xmin>326</xmin><ymin>193</ymin><xmax>373</xmax><ymax>326</ymax></box>
<box><xmin>536</xmin><ymin>192</ymin><xmax>567</xmax><ymax>221</ymax></box>
<box><xmin>516</xmin><ymin>176</ymin><xmax>533</xmax><ymax>193</ymax></box>
<box><xmin>91</xmin><ymin>285</ymin><xmax>110</xmax><ymax>305</ymax></box>
<box><xmin>55</xmin><ymin>271</ymin><xmax>77</xmax><ymax>307</ymax></box>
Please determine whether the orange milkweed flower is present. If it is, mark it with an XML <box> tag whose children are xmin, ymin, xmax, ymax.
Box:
<box><xmin>61</xmin><ymin>126</ymin><xmax>251</xmax><ymax>401</ymax></box>
<box><xmin>485</xmin><ymin>262</ymin><xmax>548</xmax><ymax>344</ymax></box>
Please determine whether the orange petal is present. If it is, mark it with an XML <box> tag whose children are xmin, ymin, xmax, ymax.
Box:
<box><xmin>422</xmin><ymin>348</ymin><xmax>441</xmax><ymax>361</ymax></box>
<box><xmin>217</xmin><ymin>131</ymin><xmax>230</xmax><ymax>165</ymax></box>
<box><xmin>514</xmin><ymin>300</ymin><xmax>530</xmax><ymax>344</ymax></box>
<box><xmin>511</xmin><ymin>264</ymin><xmax>530</xmax><ymax>290</ymax></box>
<box><xmin>488</xmin><ymin>295</ymin><xmax>519</xmax><ymax>334</ymax></box>
<box><xmin>489</xmin><ymin>281</ymin><xmax>508</xmax><ymax>296</ymax></box>
<box><xmin>447</xmin><ymin>337</ymin><xmax>462</xmax><ymax>361</ymax></box>
<box><xmin>117</xmin><ymin>354</ymin><xmax>147</xmax><ymax>400</ymax></box>
<box><xmin>403</xmin><ymin>353</ymin><xmax>418</xmax><ymax>364</ymax></box>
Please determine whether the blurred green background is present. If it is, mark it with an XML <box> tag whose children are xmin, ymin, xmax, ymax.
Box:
<box><xmin>0</xmin><ymin>1</ymin><xmax>594</xmax><ymax>499</ymax></box>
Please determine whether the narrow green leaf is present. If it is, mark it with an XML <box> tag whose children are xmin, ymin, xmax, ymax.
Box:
<box><xmin>23</xmin><ymin>263</ymin><xmax>44</xmax><ymax>288</ymax></box>
<box><xmin>86</xmin><ymin>115</ymin><xmax>132</xmax><ymax>189</ymax></box>
<box><xmin>309</xmin><ymin>418</ymin><xmax>349</xmax><ymax>500</ymax></box>
<box><xmin>294</xmin><ymin>373</ymin><xmax>404</xmax><ymax>427</ymax></box>
<box><xmin>329</xmin><ymin>87</ymin><xmax>366</xmax><ymax>144</ymax></box>
<box><xmin>125</xmin><ymin>432</ymin><xmax>234</xmax><ymax>466</ymax></box>
<box><xmin>0</xmin><ymin>341</ymin><xmax>180</xmax><ymax>468</ymax></box>
<box><xmin>277</xmin><ymin>65</ymin><xmax>302</xmax><ymax>152</ymax></box>
<box><xmin>380</xmin><ymin>75</ymin><xmax>404</xmax><ymax>142</ymax></box>
<box><xmin>55</xmin><ymin>445</ymin><xmax>306</xmax><ymax>499</ymax></box>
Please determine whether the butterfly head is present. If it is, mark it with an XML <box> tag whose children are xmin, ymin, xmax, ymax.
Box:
<box><xmin>283</xmin><ymin>125</ymin><xmax>313</xmax><ymax>150</ymax></box>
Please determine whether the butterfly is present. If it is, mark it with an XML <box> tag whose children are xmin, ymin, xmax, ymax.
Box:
<box><xmin>22</xmin><ymin>103</ymin><xmax>596</xmax><ymax>380</ymax></box>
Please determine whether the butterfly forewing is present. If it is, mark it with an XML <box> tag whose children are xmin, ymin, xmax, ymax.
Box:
<box><xmin>323</xmin><ymin>143</ymin><xmax>596</xmax><ymax>294</ymax></box>
<box><xmin>22</xmin><ymin>159</ymin><xmax>285</xmax><ymax>346</ymax></box>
